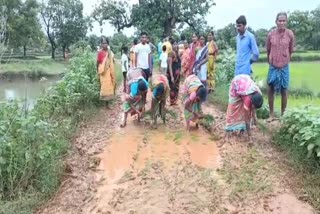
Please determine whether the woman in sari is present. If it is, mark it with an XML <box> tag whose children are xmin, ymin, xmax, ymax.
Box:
<box><xmin>97</xmin><ymin>36</ymin><xmax>116</xmax><ymax>104</ymax></box>
<box><xmin>167</xmin><ymin>41</ymin><xmax>181</xmax><ymax>106</ymax></box>
<box><xmin>188</xmin><ymin>33</ymin><xmax>200</xmax><ymax>76</ymax></box>
<box><xmin>130</xmin><ymin>38</ymin><xmax>138</xmax><ymax>68</ymax></box>
<box><xmin>120</xmin><ymin>68</ymin><xmax>148</xmax><ymax>128</ymax></box>
<box><xmin>225</xmin><ymin>74</ymin><xmax>263</xmax><ymax>140</ymax></box>
<box><xmin>207</xmin><ymin>31</ymin><xmax>218</xmax><ymax>93</ymax></box>
<box><xmin>182</xmin><ymin>74</ymin><xmax>207</xmax><ymax>131</ymax></box>
<box><xmin>193</xmin><ymin>35</ymin><xmax>209</xmax><ymax>91</ymax></box>
<box><xmin>181</xmin><ymin>40</ymin><xmax>190</xmax><ymax>78</ymax></box>
<box><xmin>149</xmin><ymin>74</ymin><xmax>169</xmax><ymax>129</ymax></box>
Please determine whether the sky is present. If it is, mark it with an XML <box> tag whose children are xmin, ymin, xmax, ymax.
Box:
<box><xmin>81</xmin><ymin>0</ymin><xmax>319</xmax><ymax>37</ymax></box>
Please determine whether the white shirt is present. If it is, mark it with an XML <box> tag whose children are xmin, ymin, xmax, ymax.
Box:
<box><xmin>134</xmin><ymin>43</ymin><xmax>151</xmax><ymax>69</ymax></box>
<box><xmin>159</xmin><ymin>52</ymin><xmax>168</xmax><ymax>68</ymax></box>
<box><xmin>121</xmin><ymin>53</ymin><xmax>129</xmax><ymax>72</ymax></box>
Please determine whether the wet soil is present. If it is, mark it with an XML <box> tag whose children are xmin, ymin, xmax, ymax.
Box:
<box><xmin>38</xmin><ymin>75</ymin><xmax>316</xmax><ymax>214</ymax></box>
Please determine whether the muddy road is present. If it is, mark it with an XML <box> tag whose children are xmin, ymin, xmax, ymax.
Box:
<box><xmin>39</xmin><ymin>75</ymin><xmax>316</xmax><ymax>214</ymax></box>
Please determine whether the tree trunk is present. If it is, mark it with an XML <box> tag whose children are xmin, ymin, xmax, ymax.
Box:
<box><xmin>51</xmin><ymin>45</ymin><xmax>55</xmax><ymax>59</ymax></box>
<box><xmin>164</xmin><ymin>19</ymin><xmax>173</xmax><ymax>37</ymax></box>
<box><xmin>23</xmin><ymin>45</ymin><xmax>26</xmax><ymax>57</ymax></box>
<box><xmin>62</xmin><ymin>45</ymin><xmax>66</xmax><ymax>59</ymax></box>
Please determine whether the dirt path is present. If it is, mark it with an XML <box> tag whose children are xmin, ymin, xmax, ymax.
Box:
<box><xmin>39</xmin><ymin>74</ymin><xmax>316</xmax><ymax>214</ymax></box>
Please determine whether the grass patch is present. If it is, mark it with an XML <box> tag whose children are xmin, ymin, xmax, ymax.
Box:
<box><xmin>253</xmin><ymin>62</ymin><xmax>320</xmax><ymax>94</ymax></box>
<box><xmin>219</xmin><ymin>148</ymin><xmax>273</xmax><ymax>202</ymax></box>
<box><xmin>0</xmin><ymin>59</ymin><xmax>68</xmax><ymax>78</ymax></box>
<box><xmin>208</xmin><ymin>83</ymin><xmax>229</xmax><ymax>111</ymax></box>
<box><xmin>174</xmin><ymin>131</ymin><xmax>183</xmax><ymax>145</ymax></box>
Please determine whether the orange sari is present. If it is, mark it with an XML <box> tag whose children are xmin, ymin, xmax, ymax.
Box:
<box><xmin>98</xmin><ymin>50</ymin><xmax>116</xmax><ymax>100</ymax></box>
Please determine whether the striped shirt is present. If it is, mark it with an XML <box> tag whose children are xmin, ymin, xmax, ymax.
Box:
<box><xmin>266</xmin><ymin>28</ymin><xmax>295</xmax><ymax>68</ymax></box>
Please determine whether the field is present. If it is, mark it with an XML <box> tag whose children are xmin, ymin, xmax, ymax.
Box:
<box><xmin>259</xmin><ymin>51</ymin><xmax>320</xmax><ymax>59</ymax></box>
<box><xmin>0</xmin><ymin>58</ymin><xmax>68</xmax><ymax>77</ymax></box>
<box><xmin>252</xmin><ymin>61</ymin><xmax>320</xmax><ymax>109</ymax></box>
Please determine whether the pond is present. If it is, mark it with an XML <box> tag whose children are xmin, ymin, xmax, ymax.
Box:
<box><xmin>0</xmin><ymin>77</ymin><xmax>60</xmax><ymax>109</ymax></box>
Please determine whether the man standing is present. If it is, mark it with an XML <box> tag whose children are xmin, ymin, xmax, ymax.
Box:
<box><xmin>266</xmin><ymin>12</ymin><xmax>295</xmax><ymax>119</ymax></box>
<box><xmin>235</xmin><ymin>15</ymin><xmax>259</xmax><ymax>76</ymax></box>
<box><xmin>134</xmin><ymin>32</ymin><xmax>152</xmax><ymax>81</ymax></box>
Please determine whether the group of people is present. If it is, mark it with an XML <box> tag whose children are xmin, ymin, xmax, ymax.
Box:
<box><xmin>96</xmin><ymin>12</ymin><xmax>295</xmax><ymax>139</ymax></box>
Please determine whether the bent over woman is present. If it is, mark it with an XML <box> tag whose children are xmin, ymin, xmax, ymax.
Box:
<box><xmin>182</xmin><ymin>74</ymin><xmax>207</xmax><ymax>131</ymax></box>
<box><xmin>225</xmin><ymin>74</ymin><xmax>263</xmax><ymax>140</ymax></box>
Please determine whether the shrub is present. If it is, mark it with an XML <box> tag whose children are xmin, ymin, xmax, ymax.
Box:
<box><xmin>256</xmin><ymin>105</ymin><xmax>269</xmax><ymax>119</ymax></box>
<box><xmin>276</xmin><ymin>106</ymin><xmax>320</xmax><ymax>161</ymax></box>
<box><xmin>215</xmin><ymin>48</ymin><xmax>235</xmax><ymax>83</ymax></box>
<box><xmin>0</xmin><ymin>51</ymin><xmax>100</xmax><ymax>213</ymax></box>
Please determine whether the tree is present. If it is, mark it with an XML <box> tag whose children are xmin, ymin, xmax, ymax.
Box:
<box><xmin>93</xmin><ymin>0</ymin><xmax>216</xmax><ymax>38</ymax></box>
<box><xmin>9</xmin><ymin>0</ymin><xmax>42</xmax><ymax>57</ymax></box>
<box><xmin>0</xmin><ymin>0</ymin><xmax>21</xmax><ymax>46</ymax></box>
<box><xmin>255</xmin><ymin>28</ymin><xmax>269</xmax><ymax>48</ymax></box>
<box><xmin>40</xmin><ymin>0</ymin><xmax>88</xmax><ymax>59</ymax></box>
<box><xmin>109</xmin><ymin>32</ymin><xmax>131</xmax><ymax>54</ymax></box>
<box><xmin>86</xmin><ymin>34</ymin><xmax>100</xmax><ymax>51</ymax></box>
<box><xmin>0</xmin><ymin>5</ymin><xmax>8</xmax><ymax>61</ymax></box>
<box><xmin>310</xmin><ymin>6</ymin><xmax>320</xmax><ymax>50</ymax></box>
<box><xmin>287</xmin><ymin>10</ymin><xmax>313</xmax><ymax>49</ymax></box>
<box><xmin>216</xmin><ymin>23</ymin><xmax>237</xmax><ymax>49</ymax></box>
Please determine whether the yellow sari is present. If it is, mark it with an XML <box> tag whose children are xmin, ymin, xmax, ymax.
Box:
<box><xmin>207</xmin><ymin>40</ymin><xmax>217</xmax><ymax>90</ymax></box>
<box><xmin>98</xmin><ymin>50</ymin><xmax>116</xmax><ymax>100</ymax></box>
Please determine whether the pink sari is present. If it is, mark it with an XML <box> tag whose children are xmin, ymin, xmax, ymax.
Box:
<box><xmin>225</xmin><ymin>75</ymin><xmax>261</xmax><ymax>131</ymax></box>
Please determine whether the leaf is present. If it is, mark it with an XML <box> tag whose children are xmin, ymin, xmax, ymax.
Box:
<box><xmin>307</xmin><ymin>143</ymin><xmax>315</xmax><ymax>151</ymax></box>
<box><xmin>0</xmin><ymin>157</ymin><xmax>6</xmax><ymax>165</ymax></box>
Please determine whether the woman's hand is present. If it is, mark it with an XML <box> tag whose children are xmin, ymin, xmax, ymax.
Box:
<box><xmin>171</xmin><ymin>76</ymin><xmax>175</xmax><ymax>83</ymax></box>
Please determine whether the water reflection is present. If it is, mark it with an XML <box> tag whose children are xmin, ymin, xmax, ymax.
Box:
<box><xmin>0</xmin><ymin>77</ymin><xmax>59</xmax><ymax>109</ymax></box>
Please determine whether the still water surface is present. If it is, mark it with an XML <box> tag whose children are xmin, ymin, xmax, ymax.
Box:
<box><xmin>0</xmin><ymin>77</ymin><xmax>59</xmax><ymax>108</ymax></box>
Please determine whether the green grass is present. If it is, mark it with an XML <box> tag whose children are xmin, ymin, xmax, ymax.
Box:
<box><xmin>0</xmin><ymin>59</ymin><xmax>68</xmax><ymax>76</ymax></box>
<box><xmin>253</xmin><ymin>62</ymin><xmax>320</xmax><ymax>94</ymax></box>
<box><xmin>259</xmin><ymin>51</ymin><xmax>320</xmax><ymax>59</ymax></box>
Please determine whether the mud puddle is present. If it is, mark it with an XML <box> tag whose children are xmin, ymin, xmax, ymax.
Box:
<box><xmin>83</xmin><ymin>93</ymin><xmax>223</xmax><ymax>213</ymax></box>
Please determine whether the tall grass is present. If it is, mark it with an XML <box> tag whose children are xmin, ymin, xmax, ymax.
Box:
<box><xmin>0</xmin><ymin>51</ymin><xmax>104</xmax><ymax>213</ymax></box>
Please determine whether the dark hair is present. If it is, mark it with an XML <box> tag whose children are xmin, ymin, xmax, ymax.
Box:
<box><xmin>168</xmin><ymin>36</ymin><xmax>174</xmax><ymax>44</ymax></box>
<box><xmin>154</xmin><ymin>83</ymin><xmax>164</xmax><ymax>97</ymax></box>
<box><xmin>193</xmin><ymin>32</ymin><xmax>199</xmax><ymax>38</ymax></box>
<box><xmin>236</xmin><ymin>15</ymin><xmax>247</xmax><ymax>26</ymax></box>
<box><xmin>196</xmin><ymin>86</ymin><xmax>207</xmax><ymax>102</ymax></box>
<box><xmin>251</xmin><ymin>92</ymin><xmax>263</xmax><ymax>109</ymax></box>
<box><xmin>140</xmin><ymin>32</ymin><xmax>148</xmax><ymax>36</ymax></box>
<box><xmin>100</xmin><ymin>36</ymin><xmax>109</xmax><ymax>44</ymax></box>
<box><xmin>276</xmin><ymin>12</ymin><xmax>288</xmax><ymax>21</ymax></box>
<box><xmin>138</xmin><ymin>79</ymin><xmax>147</xmax><ymax>91</ymax></box>
<box><xmin>180</xmin><ymin>35</ymin><xmax>186</xmax><ymax>41</ymax></box>
<box><xmin>122</xmin><ymin>46</ymin><xmax>128</xmax><ymax>54</ymax></box>
<box><xmin>199</xmin><ymin>35</ymin><xmax>206</xmax><ymax>40</ymax></box>
<box><xmin>209</xmin><ymin>31</ymin><xmax>214</xmax><ymax>36</ymax></box>
<box><xmin>162</xmin><ymin>45</ymin><xmax>166</xmax><ymax>52</ymax></box>
<box><xmin>133</xmin><ymin>38</ymin><xmax>138</xmax><ymax>45</ymax></box>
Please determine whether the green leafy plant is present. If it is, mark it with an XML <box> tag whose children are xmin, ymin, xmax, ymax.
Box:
<box><xmin>278</xmin><ymin>106</ymin><xmax>320</xmax><ymax>160</ymax></box>
<box><xmin>0</xmin><ymin>50</ymin><xmax>101</xmax><ymax>212</ymax></box>
<box><xmin>215</xmin><ymin>48</ymin><xmax>235</xmax><ymax>83</ymax></box>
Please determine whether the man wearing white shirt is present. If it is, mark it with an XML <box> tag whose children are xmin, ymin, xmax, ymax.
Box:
<box><xmin>134</xmin><ymin>32</ymin><xmax>152</xmax><ymax>81</ymax></box>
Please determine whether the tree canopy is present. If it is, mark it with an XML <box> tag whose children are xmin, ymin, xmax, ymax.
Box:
<box><xmin>40</xmin><ymin>0</ymin><xmax>88</xmax><ymax>59</ymax></box>
<box><xmin>93</xmin><ymin>0</ymin><xmax>216</xmax><ymax>38</ymax></box>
